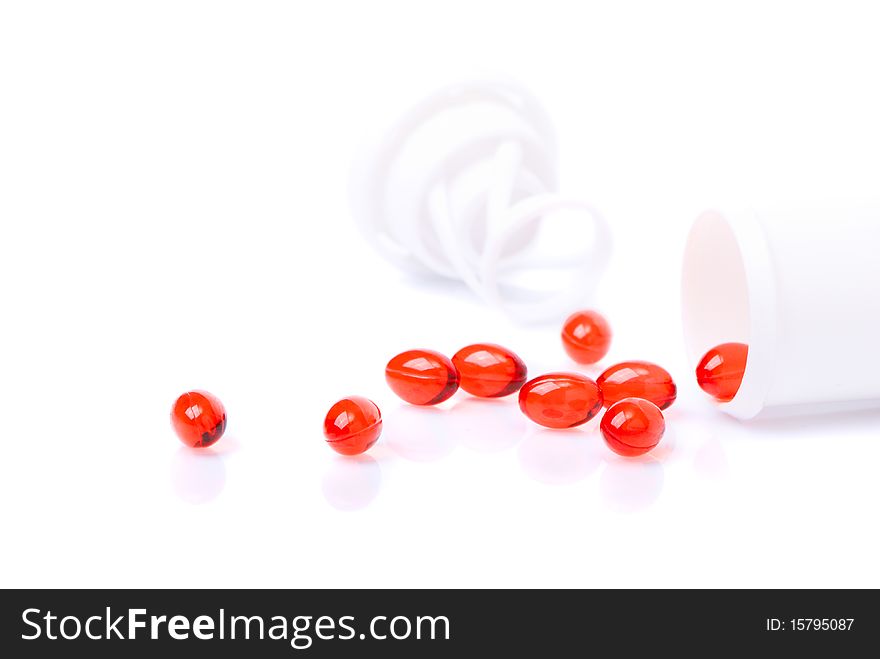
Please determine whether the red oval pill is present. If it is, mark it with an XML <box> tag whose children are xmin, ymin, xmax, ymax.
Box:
<box><xmin>323</xmin><ymin>396</ymin><xmax>382</xmax><ymax>456</ymax></box>
<box><xmin>600</xmin><ymin>398</ymin><xmax>665</xmax><ymax>457</ymax></box>
<box><xmin>452</xmin><ymin>343</ymin><xmax>528</xmax><ymax>398</ymax></box>
<box><xmin>561</xmin><ymin>310</ymin><xmax>613</xmax><ymax>365</ymax></box>
<box><xmin>518</xmin><ymin>372</ymin><xmax>603</xmax><ymax>429</ymax></box>
<box><xmin>385</xmin><ymin>349</ymin><xmax>460</xmax><ymax>405</ymax></box>
<box><xmin>597</xmin><ymin>361</ymin><xmax>677</xmax><ymax>410</ymax></box>
<box><xmin>171</xmin><ymin>390</ymin><xmax>227</xmax><ymax>448</ymax></box>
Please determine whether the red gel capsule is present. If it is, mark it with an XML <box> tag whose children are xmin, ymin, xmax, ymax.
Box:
<box><xmin>323</xmin><ymin>396</ymin><xmax>382</xmax><ymax>456</ymax></box>
<box><xmin>597</xmin><ymin>361</ymin><xmax>677</xmax><ymax>410</ymax></box>
<box><xmin>561</xmin><ymin>310</ymin><xmax>613</xmax><ymax>365</ymax></box>
<box><xmin>518</xmin><ymin>372</ymin><xmax>604</xmax><ymax>429</ymax></box>
<box><xmin>171</xmin><ymin>390</ymin><xmax>227</xmax><ymax>448</ymax></box>
<box><xmin>452</xmin><ymin>343</ymin><xmax>528</xmax><ymax>398</ymax></box>
<box><xmin>600</xmin><ymin>398</ymin><xmax>665</xmax><ymax>457</ymax></box>
<box><xmin>696</xmin><ymin>342</ymin><xmax>749</xmax><ymax>403</ymax></box>
<box><xmin>385</xmin><ymin>349</ymin><xmax>460</xmax><ymax>405</ymax></box>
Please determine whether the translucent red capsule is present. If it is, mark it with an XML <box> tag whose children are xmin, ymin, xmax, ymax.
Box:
<box><xmin>385</xmin><ymin>349</ymin><xmax>460</xmax><ymax>405</ymax></box>
<box><xmin>518</xmin><ymin>372</ymin><xmax>604</xmax><ymax>429</ymax></box>
<box><xmin>600</xmin><ymin>398</ymin><xmax>665</xmax><ymax>457</ymax></box>
<box><xmin>171</xmin><ymin>390</ymin><xmax>227</xmax><ymax>448</ymax></box>
<box><xmin>597</xmin><ymin>361</ymin><xmax>677</xmax><ymax>410</ymax></box>
<box><xmin>561</xmin><ymin>310</ymin><xmax>612</xmax><ymax>365</ymax></box>
<box><xmin>696</xmin><ymin>342</ymin><xmax>749</xmax><ymax>403</ymax></box>
<box><xmin>452</xmin><ymin>343</ymin><xmax>528</xmax><ymax>398</ymax></box>
<box><xmin>323</xmin><ymin>396</ymin><xmax>382</xmax><ymax>456</ymax></box>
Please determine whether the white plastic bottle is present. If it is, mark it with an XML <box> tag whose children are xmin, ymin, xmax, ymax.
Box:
<box><xmin>682</xmin><ymin>200</ymin><xmax>880</xmax><ymax>419</ymax></box>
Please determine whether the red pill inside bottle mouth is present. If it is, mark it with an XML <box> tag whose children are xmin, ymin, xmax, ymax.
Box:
<box><xmin>696</xmin><ymin>342</ymin><xmax>749</xmax><ymax>403</ymax></box>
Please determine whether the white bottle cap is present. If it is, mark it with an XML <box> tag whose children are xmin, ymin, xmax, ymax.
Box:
<box><xmin>682</xmin><ymin>200</ymin><xmax>880</xmax><ymax>419</ymax></box>
<box><xmin>349</xmin><ymin>80</ymin><xmax>611</xmax><ymax>323</ymax></box>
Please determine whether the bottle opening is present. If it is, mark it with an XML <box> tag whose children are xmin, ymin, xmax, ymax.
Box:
<box><xmin>683</xmin><ymin>210</ymin><xmax>750</xmax><ymax>358</ymax></box>
<box><xmin>682</xmin><ymin>209</ymin><xmax>769</xmax><ymax>419</ymax></box>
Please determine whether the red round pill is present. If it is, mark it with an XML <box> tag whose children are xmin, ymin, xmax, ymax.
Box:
<box><xmin>452</xmin><ymin>343</ymin><xmax>527</xmax><ymax>398</ymax></box>
<box><xmin>696</xmin><ymin>342</ymin><xmax>749</xmax><ymax>403</ymax></box>
<box><xmin>561</xmin><ymin>310</ymin><xmax>612</xmax><ymax>365</ymax></box>
<box><xmin>385</xmin><ymin>349</ymin><xmax>460</xmax><ymax>405</ymax></box>
<box><xmin>597</xmin><ymin>361</ymin><xmax>677</xmax><ymax>410</ymax></box>
<box><xmin>323</xmin><ymin>396</ymin><xmax>382</xmax><ymax>456</ymax></box>
<box><xmin>600</xmin><ymin>398</ymin><xmax>665</xmax><ymax>457</ymax></box>
<box><xmin>171</xmin><ymin>390</ymin><xmax>227</xmax><ymax>448</ymax></box>
<box><xmin>518</xmin><ymin>372</ymin><xmax>604</xmax><ymax>429</ymax></box>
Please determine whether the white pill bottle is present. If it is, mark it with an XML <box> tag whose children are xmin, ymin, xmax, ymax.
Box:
<box><xmin>682</xmin><ymin>200</ymin><xmax>880</xmax><ymax>419</ymax></box>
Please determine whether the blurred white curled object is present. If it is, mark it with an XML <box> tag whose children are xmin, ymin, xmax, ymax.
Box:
<box><xmin>349</xmin><ymin>80</ymin><xmax>612</xmax><ymax>324</ymax></box>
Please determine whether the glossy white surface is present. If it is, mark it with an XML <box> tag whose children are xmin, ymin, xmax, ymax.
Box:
<box><xmin>1</xmin><ymin>0</ymin><xmax>879</xmax><ymax>588</ymax></box>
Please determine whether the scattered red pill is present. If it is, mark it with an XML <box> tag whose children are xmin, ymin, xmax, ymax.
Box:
<box><xmin>452</xmin><ymin>343</ymin><xmax>528</xmax><ymax>398</ymax></box>
<box><xmin>696</xmin><ymin>342</ymin><xmax>749</xmax><ymax>403</ymax></box>
<box><xmin>597</xmin><ymin>361</ymin><xmax>677</xmax><ymax>410</ymax></box>
<box><xmin>385</xmin><ymin>349</ymin><xmax>460</xmax><ymax>405</ymax></box>
<box><xmin>600</xmin><ymin>398</ymin><xmax>665</xmax><ymax>457</ymax></box>
<box><xmin>518</xmin><ymin>372</ymin><xmax>604</xmax><ymax>429</ymax></box>
<box><xmin>561</xmin><ymin>310</ymin><xmax>613</xmax><ymax>364</ymax></box>
<box><xmin>323</xmin><ymin>396</ymin><xmax>382</xmax><ymax>456</ymax></box>
<box><xmin>171</xmin><ymin>390</ymin><xmax>227</xmax><ymax>448</ymax></box>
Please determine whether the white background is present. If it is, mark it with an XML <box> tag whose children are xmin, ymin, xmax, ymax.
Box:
<box><xmin>2</xmin><ymin>0</ymin><xmax>879</xmax><ymax>588</ymax></box>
